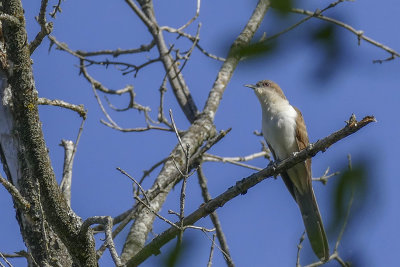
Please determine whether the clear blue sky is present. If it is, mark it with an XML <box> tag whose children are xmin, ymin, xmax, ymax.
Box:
<box><xmin>1</xmin><ymin>0</ymin><xmax>399</xmax><ymax>266</ymax></box>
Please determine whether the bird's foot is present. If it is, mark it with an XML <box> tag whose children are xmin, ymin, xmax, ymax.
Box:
<box><xmin>267</xmin><ymin>161</ymin><xmax>278</xmax><ymax>179</ymax></box>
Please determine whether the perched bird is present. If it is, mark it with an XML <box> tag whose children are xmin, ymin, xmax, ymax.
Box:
<box><xmin>245</xmin><ymin>80</ymin><xmax>329</xmax><ymax>262</ymax></box>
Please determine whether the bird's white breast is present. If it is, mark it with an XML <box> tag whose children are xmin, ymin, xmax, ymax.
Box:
<box><xmin>260</xmin><ymin>101</ymin><xmax>298</xmax><ymax>160</ymax></box>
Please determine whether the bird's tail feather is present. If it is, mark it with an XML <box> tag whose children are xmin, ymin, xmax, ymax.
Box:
<box><xmin>295</xmin><ymin>187</ymin><xmax>329</xmax><ymax>262</ymax></box>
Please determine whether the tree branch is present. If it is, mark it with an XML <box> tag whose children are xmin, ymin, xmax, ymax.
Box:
<box><xmin>37</xmin><ymin>97</ymin><xmax>86</xmax><ymax>118</ymax></box>
<box><xmin>29</xmin><ymin>0</ymin><xmax>53</xmax><ymax>54</ymax></box>
<box><xmin>291</xmin><ymin>7</ymin><xmax>400</xmax><ymax>63</ymax></box>
<box><xmin>203</xmin><ymin>0</ymin><xmax>270</xmax><ymax>120</ymax></box>
<box><xmin>198</xmin><ymin>166</ymin><xmax>235</xmax><ymax>267</ymax></box>
<box><xmin>130</xmin><ymin>0</ymin><xmax>200</xmax><ymax>122</ymax></box>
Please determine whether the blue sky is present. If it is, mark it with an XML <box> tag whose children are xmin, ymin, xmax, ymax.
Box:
<box><xmin>1</xmin><ymin>0</ymin><xmax>399</xmax><ymax>266</ymax></box>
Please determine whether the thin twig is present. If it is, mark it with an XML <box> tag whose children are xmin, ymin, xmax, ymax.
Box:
<box><xmin>169</xmin><ymin>109</ymin><xmax>191</xmax><ymax>246</ymax></box>
<box><xmin>291</xmin><ymin>7</ymin><xmax>400</xmax><ymax>63</ymax></box>
<box><xmin>49</xmin><ymin>0</ymin><xmax>64</xmax><ymax>18</ymax></box>
<box><xmin>169</xmin><ymin>109</ymin><xmax>185</xmax><ymax>153</ymax></box>
<box><xmin>0</xmin><ymin>173</ymin><xmax>30</xmax><ymax>212</ymax></box>
<box><xmin>161</xmin><ymin>26</ymin><xmax>225</xmax><ymax>61</ymax></box>
<box><xmin>0</xmin><ymin>251</ymin><xmax>13</xmax><ymax>267</ymax></box>
<box><xmin>30</xmin><ymin>0</ymin><xmax>53</xmax><ymax>54</ymax></box>
<box><xmin>177</xmin><ymin>0</ymin><xmax>201</xmax><ymax>31</ymax></box>
<box><xmin>207</xmin><ymin>234</ymin><xmax>216</xmax><ymax>267</ymax></box>
<box><xmin>117</xmin><ymin>167</ymin><xmax>150</xmax><ymax>205</ymax></box>
<box><xmin>171</xmin><ymin>23</ymin><xmax>202</xmax><ymax>80</ymax></box>
<box><xmin>312</xmin><ymin>166</ymin><xmax>340</xmax><ymax>185</ymax></box>
<box><xmin>266</xmin><ymin>0</ymin><xmax>352</xmax><ymax>42</ymax></box>
<box><xmin>139</xmin><ymin>157</ymin><xmax>168</xmax><ymax>185</ymax></box>
<box><xmin>198</xmin><ymin>166</ymin><xmax>235</xmax><ymax>267</ymax></box>
<box><xmin>135</xmin><ymin>197</ymin><xmax>180</xmax><ymax>230</ymax></box>
<box><xmin>76</xmin><ymin>40</ymin><xmax>155</xmax><ymax>57</ymax></box>
<box><xmin>203</xmin><ymin>152</ymin><xmax>267</xmax><ymax>171</ymax></box>
<box><xmin>49</xmin><ymin>35</ymin><xmax>160</xmax><ymax>74</ymax></box>
<box><xmin>296</xmin><ymin>232</ymin><xmax>306</xmax><ymax>267</ymax></box>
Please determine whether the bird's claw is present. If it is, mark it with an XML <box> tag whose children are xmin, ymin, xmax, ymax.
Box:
<box><xmin>267</xmin><ymin>161</ymin><xmax>278</xmax><ymax>179</ymax></box>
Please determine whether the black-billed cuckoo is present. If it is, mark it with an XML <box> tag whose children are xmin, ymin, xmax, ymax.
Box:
<box><xmin>245</xmin><ymin>80</ymin><xmax>329</xmax><ymax>262</ymax></box>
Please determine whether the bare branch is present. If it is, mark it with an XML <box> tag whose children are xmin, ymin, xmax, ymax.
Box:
<box><xmin>266</xmin><ymin>0</ymin><xmax>351</xmax><ymax>42</ymax></box>
<box><xmin>135</xmin><ymin>197</ymin><xmax>180</xmax><ymax>230</ymax></box>
<box><xmin>157</xmin><ymin>75</ymin><xmax>174</xmax><ymax>128</ymax></box>
<box><xmin>312</xmin><ymin>166</ymin><xmax>340</xmax><ymax>185</ymax></box>
<box><xmin>161</xmin><ymin>26</ymin><xmax>225</xmax><ymax>61</ymax></box>
<box><xmin>37</xmin><ymin>97</ymin><xmax>86</xmax><ymax>118</ymax></box>
<box><xmin>128</xmin><ymin>0</ymin><xmax>199</xmax><ymax>122</ymax></box>
<box><xmin>189</xmin><ymin>128</ymin><xmax>232</xmax><ymax>164</ymax></box>
<box><xmin>169</xmin><ymin>109</ymin><xmax>186</xmax><ymax>153</ymax></box>
<box><xmin>124</xmin><ymin>0</ymin><xmax>154</xmax><ymax>29</ymax></box>
<box><xmin>203</xmin><ymin>0</ymin><xmax>270</xmax><ymax>120</ymax></box>
<box><xmin>116</xmin><ymin>167</ymin><xmax>150</xmax><ymax>205</ymax></box>
<box><xmin>177</xmin><ymin>0</ymin><xmax>201</xmax><ymax>32</ymax></box>
<box><xmin>198</xmin><ymin>166</ymin><xmax>235</xmax><ymax>267</ymax></box>
<box><xmin>0</xmin><ymin>173</ymin><xmax>30</xmax><ymax>212</ymax></box>
<box><xmin>49</xmin><ymin>0</ymin><xmax>64</xmax><ymax>18</ymax></box>
<box><xmin>296</xmin><ymin>232</ymin><xmax>306</xmax><ymax>267</ymax></box>
<box><xmin>207</xmin><ymin>234</ymin><xmax>216</xmax><ymax>267</ymax></box>
<box><xmin>48</xmin><ymin>35</ymin><xmax>160</xmax><ymax>74</ymax></box>
<box><xmin>30</xmin><ymin>0</ymin><xmax>53</xmax><ymax>54</ymax></box>
<box><xmin>171</xmin><ymin>23</ymin><xmax>201</xmax><ymax>80</ymax></box>
<box><xmin>139</xmin><ymin>157</ymin><xmax>168</xmax><ymax>185</ymax></box>
<box><xmin>79</xmin><ymin>59</ymin><xmax>172</xmax><ymax>132</ymax></box>
<box><xmin>76</xmin><ymin>40</ymin><xmax>155</xmax><ymax>57</ymax></box>
<box><xmin>126</xmin><ymin>115</ymin><xmax>375</xmax><ymax>266</ymax></box>
<box><xmin>203</xmin><ymin>151</ymin><xmax>267</xmax><ymax>171</ymax></box>
<box><xmin>59</xmin><ymin>140</ymin><xmax>74</xmax><ymax>206</ymax></box>
<box><xmin>291</xmin><ymin>7</ymin><xmax>400</xmax><ymax>63</ymax></box>
<box><xmin>0</xmin><ymin>251</ymin><xmax>12</xmax><ymax>267</ymax></box>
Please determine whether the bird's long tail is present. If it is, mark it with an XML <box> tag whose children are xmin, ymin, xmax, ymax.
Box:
<box><xmin>295</xmin><ymin>187</ymin><xmax>330</xmax><ymax>262</ymax></box>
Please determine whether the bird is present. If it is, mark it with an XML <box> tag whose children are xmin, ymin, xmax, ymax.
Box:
<box><xmin>245</xmin><ymin>80</ymin><xmax>329</xmax><ymax>262</ymax></box>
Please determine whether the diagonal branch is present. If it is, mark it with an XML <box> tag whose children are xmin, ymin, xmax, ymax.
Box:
<box><xmin>129</xmin><ymin>0</ymin><xmax>199</xmax><ymax>122</ymax></box>
<box><xmin>203</xmin><ymin>0</ymin><xmax>270</xmax><ymax>120</ymax></box>
<box><xmin>197</xmin><ymin>166</ymin><xmax>235</xmax><ymax>267</ymax></box>
<box><xmin>0</xmin><ymin>173</ymin><xmax>30</xmax><ymax>212</ymax></box>
<box><xmin>30</xmin><ymin>0</ymin><xmax>53</xmax><ymax>54</ymax></box>
<box><xmin>126</xmin><ymin>115</ymin><xmax>375</xmax><ymax>266</ymax></box>
<box><xmin>266</xmin><ymin>0</ymin><xmax>352</xmax><ymax>42</ymax></box>
<box><xmin>291</xmin><ymin>7</ymin><xmax>400</xmax><ymax>62</ymax></box>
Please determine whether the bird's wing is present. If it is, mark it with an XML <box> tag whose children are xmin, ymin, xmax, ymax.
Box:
<box><xmin>292</xmin><ymin>106</ymin><xmax>312</xmax><ymax>193</ymax></box>
<box><xmin>266</xmin><ymin>140</ymin><xmax>296</xmax><ymax>199</ymax></box>
<box><xmin>292</xmin><ymin>107</ymin><xmax>329</xmax><ymax>261</ymax></box>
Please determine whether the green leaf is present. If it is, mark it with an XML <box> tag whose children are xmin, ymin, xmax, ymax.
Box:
<box><xmin>270</xmin><ymin>0</ymin><xmax>293</xmax><ymax>15</ymax></box>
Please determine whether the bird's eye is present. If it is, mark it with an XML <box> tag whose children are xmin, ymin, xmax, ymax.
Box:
<box><xmin>263</xmin><ymin>81</ymin><xmax>271</xmax><ymax>87</ymax></box>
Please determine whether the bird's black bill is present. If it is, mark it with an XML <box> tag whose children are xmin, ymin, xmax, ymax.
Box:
<box><xmin>244</xmin><ymin>84</ymin><xmax>256</xmax><ymax>89</ymax></box>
